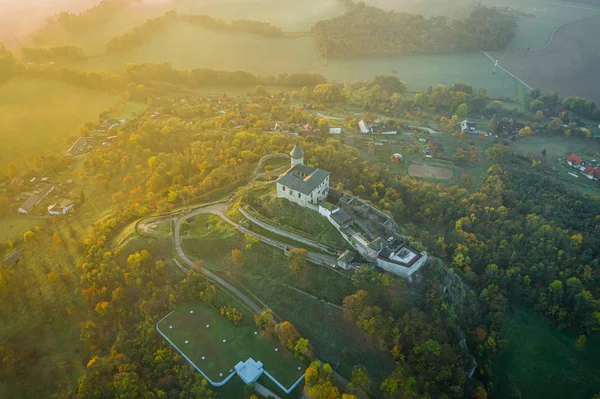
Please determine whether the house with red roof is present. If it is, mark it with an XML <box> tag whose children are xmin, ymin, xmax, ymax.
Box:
<box><xmin>583</xmin><ymin>166</ymin><xmax>600</xmax><ymax>181</ymax></box>
<box><xmin>567</xmin><ymin>153</ymin><xmax>586</xmax><ymax>171</ymax></box>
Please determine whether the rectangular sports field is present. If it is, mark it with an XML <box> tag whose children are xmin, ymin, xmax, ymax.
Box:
<box><xmin>157</xmin><ymin>301</ymin><xmax>305</xmax><ymax>388</ymax></box>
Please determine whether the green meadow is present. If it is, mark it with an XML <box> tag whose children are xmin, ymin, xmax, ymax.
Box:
<box><xmin>492</xmin><ymin>306</ymin><xmax>600</xmax><ymax>399</ymax></box>
<box><xmin>0</xmin><ymin>78</ymin><xmax>119</xmax><ymax>167</ymax></box>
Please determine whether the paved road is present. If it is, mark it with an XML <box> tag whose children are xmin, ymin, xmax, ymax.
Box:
<box><xmin>174</xmin><ymin>202</ymin><xmax>339</xmax><ymax>313</ymax></box>
<box><xmin>173</xmin><ymin>202</ymin><xmax>262</xmax><ymax>313</ymax></box>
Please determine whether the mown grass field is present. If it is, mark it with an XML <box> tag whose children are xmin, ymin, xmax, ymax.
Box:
<box><xmin>480</xmin><ymin>0</ymin><xmax>600</xmax><ymax>50</ymax></box>
<box><xmin>0</xmin><ymin>78</ymin><xmax>119</xmax><ymax>168</ymax></box>
<box><xmin>158</xmin><ymin>301</ymin><xmax>305</xmax><ymax>388</ymax></box>
<box><xmin>511</xmin><ymin>135</ymin><xmax>600</xmax><ymax>160</ymax></box>
<box><xmin>492</xmin><ymin>306</ymin><xmax>600</xmax><ymax>399</ymax></box>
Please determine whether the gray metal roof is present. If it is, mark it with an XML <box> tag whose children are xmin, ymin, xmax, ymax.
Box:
<box><xmin>276</xmin><ymin>164</ymin><xmax>329</xmax><ymax>195</ymax></box>
<box><xmin>3</xmin><ymin>250</ymin><xmax>23</xmax><ymax>267</ymax></box>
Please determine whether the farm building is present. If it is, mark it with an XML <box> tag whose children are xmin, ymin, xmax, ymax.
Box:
<box><xmin>276</xmin><ymin>143</ymin><xmax>330</xmax><ymax>209</ymax></box>
<box><xmin>2</xmin><ymin>250</ymin><xmax>23</xmax><ymax>267</ymax></box>
<box><xmin>329</xmin><ymin>127</ymin><xmax>342</xmax><ymax>134</ymax></box>
<box><xmin>18</xmin><ymin>184</ymin><xmax>55</xmax><ymax>214</ymax></box>
<box><xmin>48</xmin><ymin>199</ymin><xmax>75</xmax><ymax>215</ymax></box>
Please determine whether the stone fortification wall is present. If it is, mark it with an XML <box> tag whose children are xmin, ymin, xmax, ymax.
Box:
<box><xmin>239</xmin><ymin>207</ymin><xmax>339</xmax><ymax>255</ymax></box>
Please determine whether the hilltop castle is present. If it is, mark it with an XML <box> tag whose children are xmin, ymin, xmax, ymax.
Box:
<box><xmin>276</xmin><ymin>143</ymin><xmax>330</xmax><ymax>208</ymax></box>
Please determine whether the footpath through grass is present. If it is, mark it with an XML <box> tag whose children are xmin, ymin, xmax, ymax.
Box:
<box><xmin>158</xmin><ymin>301</ymin><xmax>305</xmax><ymax>388</ymax></box>
<box><xmin>492</xmin><ymin>306</ymin><xmax>600</xmax><ymax>399</ymax></box>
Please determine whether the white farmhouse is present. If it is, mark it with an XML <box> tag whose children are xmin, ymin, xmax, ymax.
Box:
<box><xmin>276</xmin><ymin>143</ymin><xmax>330</xmax><ymax>208</ymax></box>
<box><xmin>48</xmin><ymin>199</ymin><xmax>75</xmax><ymax>215</ymax></box>
<box><xmin>460</xmin><ymin>120</ymin><xmax>476</xmax><ymax>132</ymax></box>
<box><xmin>358</xmin><ymin>120</ymin><xmax>371</xmax><ymax>134</ymax></box>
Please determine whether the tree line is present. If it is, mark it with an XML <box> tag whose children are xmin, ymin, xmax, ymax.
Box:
<box><xmin>311</xmin><ymin>2</ymin><xmax>517</xmax><ymax>59</ymax></box>
<box><xmin>180</xmin><ymin>14</ymin><xmax>283</xmax><ymax>37</ymax></box>
<box><xmin>105</xmin><ymin>10</ymin><xmax>178</xmax><ymax>54</ymax></box>
<box><xmin>21</xmin><ymin>45</ymin><xmax>85</xmax><ymax>63</ymax></box>
<box><xmin>31</xmin><ymin>0</ymin><xmax>130</xmax><ymax>44</ymax></box>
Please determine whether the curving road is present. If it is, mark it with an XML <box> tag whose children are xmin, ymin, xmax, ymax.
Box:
<box><xmin>173</xmin><ymin>201</ymin><xmax>339</xmax><ymax>313</ymax></box>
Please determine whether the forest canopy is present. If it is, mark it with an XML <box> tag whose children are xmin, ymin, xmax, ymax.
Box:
<box><xmin>311</xmin><ymin>3</ymin><xmax>517</xmax><ymax>59</ymax></box>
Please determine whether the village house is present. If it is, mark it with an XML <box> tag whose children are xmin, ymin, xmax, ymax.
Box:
<box><xmin>583</xmin><ymin>166</ymin><xmax>600</xmax><ymax>180</ymax></box>
<box><xmin>18</xmin><ymin>184</ymin><xmax>55</xmax><ymax>214</ymax></box>
<box><xmin>567</xmin><ymin>153</ymin><xmax>586</xmax><ymax>170</ymax></box>
<box><xmin>460</xmin><ymin>120</ymin><xmax>477</xmax><ymax>132</ymax></box>
<box><xmin>276</xmin><ymin>143</ymin><xmax>330</xmax><ymax>209</ymax></box>
<box><xmin>48</xmin><ymin>199</ymin><xmax>75</xmax><ymax>215</ymax></box>
<box><xmin>358</xmin><ymin>120</ymin><xmax>371</xmax><ymax>134</ymax></box>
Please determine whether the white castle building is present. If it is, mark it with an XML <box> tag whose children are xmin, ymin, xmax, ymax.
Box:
<box><xmin>276</xmin><ymin>143</ymin><xmax>330</xmax><ymax>208</ymax></box>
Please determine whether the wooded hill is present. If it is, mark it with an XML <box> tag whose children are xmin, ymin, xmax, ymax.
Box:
<box><xmin>311</xmin><ymin>3</ymin><xmax>517</xmax><ymax>59</ymax></box>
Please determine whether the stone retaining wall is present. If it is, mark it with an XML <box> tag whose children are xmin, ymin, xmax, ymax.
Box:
<box><xmin>239</xmin><ymin>207</ymin><xmax>339</xmax><ymax>255</ymax></box>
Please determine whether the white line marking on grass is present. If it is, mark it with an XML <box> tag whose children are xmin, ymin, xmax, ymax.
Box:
<box><xmin>482</xmin><ymin>52</ymin><xmax>534</xmax><ymax>91</ymax></box>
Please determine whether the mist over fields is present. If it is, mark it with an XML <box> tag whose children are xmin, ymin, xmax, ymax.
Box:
<box><xmin>0</xmin><ymin>0</ymin><xmax>176</xmax><ymax>45</ymax></box>
<box><xmin>0</xmin><ymin>0</ymin><xmax>98</xmax><ymax>45</ymax></box>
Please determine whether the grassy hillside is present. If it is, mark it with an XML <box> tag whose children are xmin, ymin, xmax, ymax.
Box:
<box><xmin>493</xmin><ymin>306</ymin><xmax>600</xmax><ymax>399</ymax></box>
<box><xmin>0</xmin><ymin>78</ymin><xmax>119</xmax><ymax>167</ymax></box>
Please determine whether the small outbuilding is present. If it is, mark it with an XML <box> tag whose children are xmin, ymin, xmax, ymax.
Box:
<box><xmin>3</xmin><ymin>250</ymin><xmax>23</xmax><ymax>267</ymax></box>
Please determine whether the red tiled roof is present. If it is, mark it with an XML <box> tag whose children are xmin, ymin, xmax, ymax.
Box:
<box><xmin>584</xmin><ymin>165</ymin><xmax>594</xmax><ymax>174</ymax></box>
<box><xmin>567</xmin><ymin>153</ymin><xmax>583</xmax><ymax>166</ymax></box>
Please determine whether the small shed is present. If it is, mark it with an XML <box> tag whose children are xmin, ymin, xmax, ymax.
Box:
<box><xmin>3</xmin><ymin>250</ymin><xmax>23</xmax><ymax>267</ymax></box>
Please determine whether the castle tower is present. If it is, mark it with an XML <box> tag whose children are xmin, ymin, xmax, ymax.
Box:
<box><xmin>290</xmin><ymin>142</ymin><xmax>304</xmax><ymax>167</ymax></box>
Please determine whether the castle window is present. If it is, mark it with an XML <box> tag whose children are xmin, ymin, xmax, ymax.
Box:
<box><xmin>298</xmin><ymin>193</ymin><xmax>301</xmax><ymax>199</ymax></box>
<box><xmin>282</xmin><ymin>186</ymin><xmax>286</xmax><ymax>191</ymax></box>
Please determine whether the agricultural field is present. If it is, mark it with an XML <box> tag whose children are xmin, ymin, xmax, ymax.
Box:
<box><xmin>491</xmin><ymin>14</ymin><xmax>600</xmax><ymax>106</ymax></box>
<box><xmin>157</xmin><ymin>301</ymin><xmax>305</xmax><ymax>388</ymax></box>
<box><xmin>0</xmin><ymin>78</ymin><xmax>119</xmax><ymax>168</ymax></box>
<box><xmin>407</xmin><ymin>163</ymin><xmax>453</xmax><ymax>180</ymax></box>
<box><xmin>82</xmin><ymin>22</ymin><xmax>520</xmax><ymax>98</ymax></box>
<box><xmin>492</xmin><ymin>306</ymin><xmax>600</xmax><ymax>399</ymax></box>
<box><xmin>481</xmin><ymin>0</ymin><xmax>600</xmax><ymax>50</ymax></box>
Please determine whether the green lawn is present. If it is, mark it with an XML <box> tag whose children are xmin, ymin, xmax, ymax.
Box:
<box><xmin>512</xmin><ymin>135</ymin><xmax>600</xmax><ymax>160</ymax></box>
<box><xmin>246</xmin><ymin>194</ymin><xmax>348</xmax><ymax>249</ymax></box>
<box><xmin>492</xmin><ymin>306</ymin><xmax>600</xmax><ymax>399</ymax></box>
<box><xmin>157</xmin><ymin>301</ymin><xmax>305</xmax><ymax>389</ymax></box>
<box><xmin>0</xmin><ymin>78</ymin><xmax>119</xmax><ymax>167</ymax></box>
